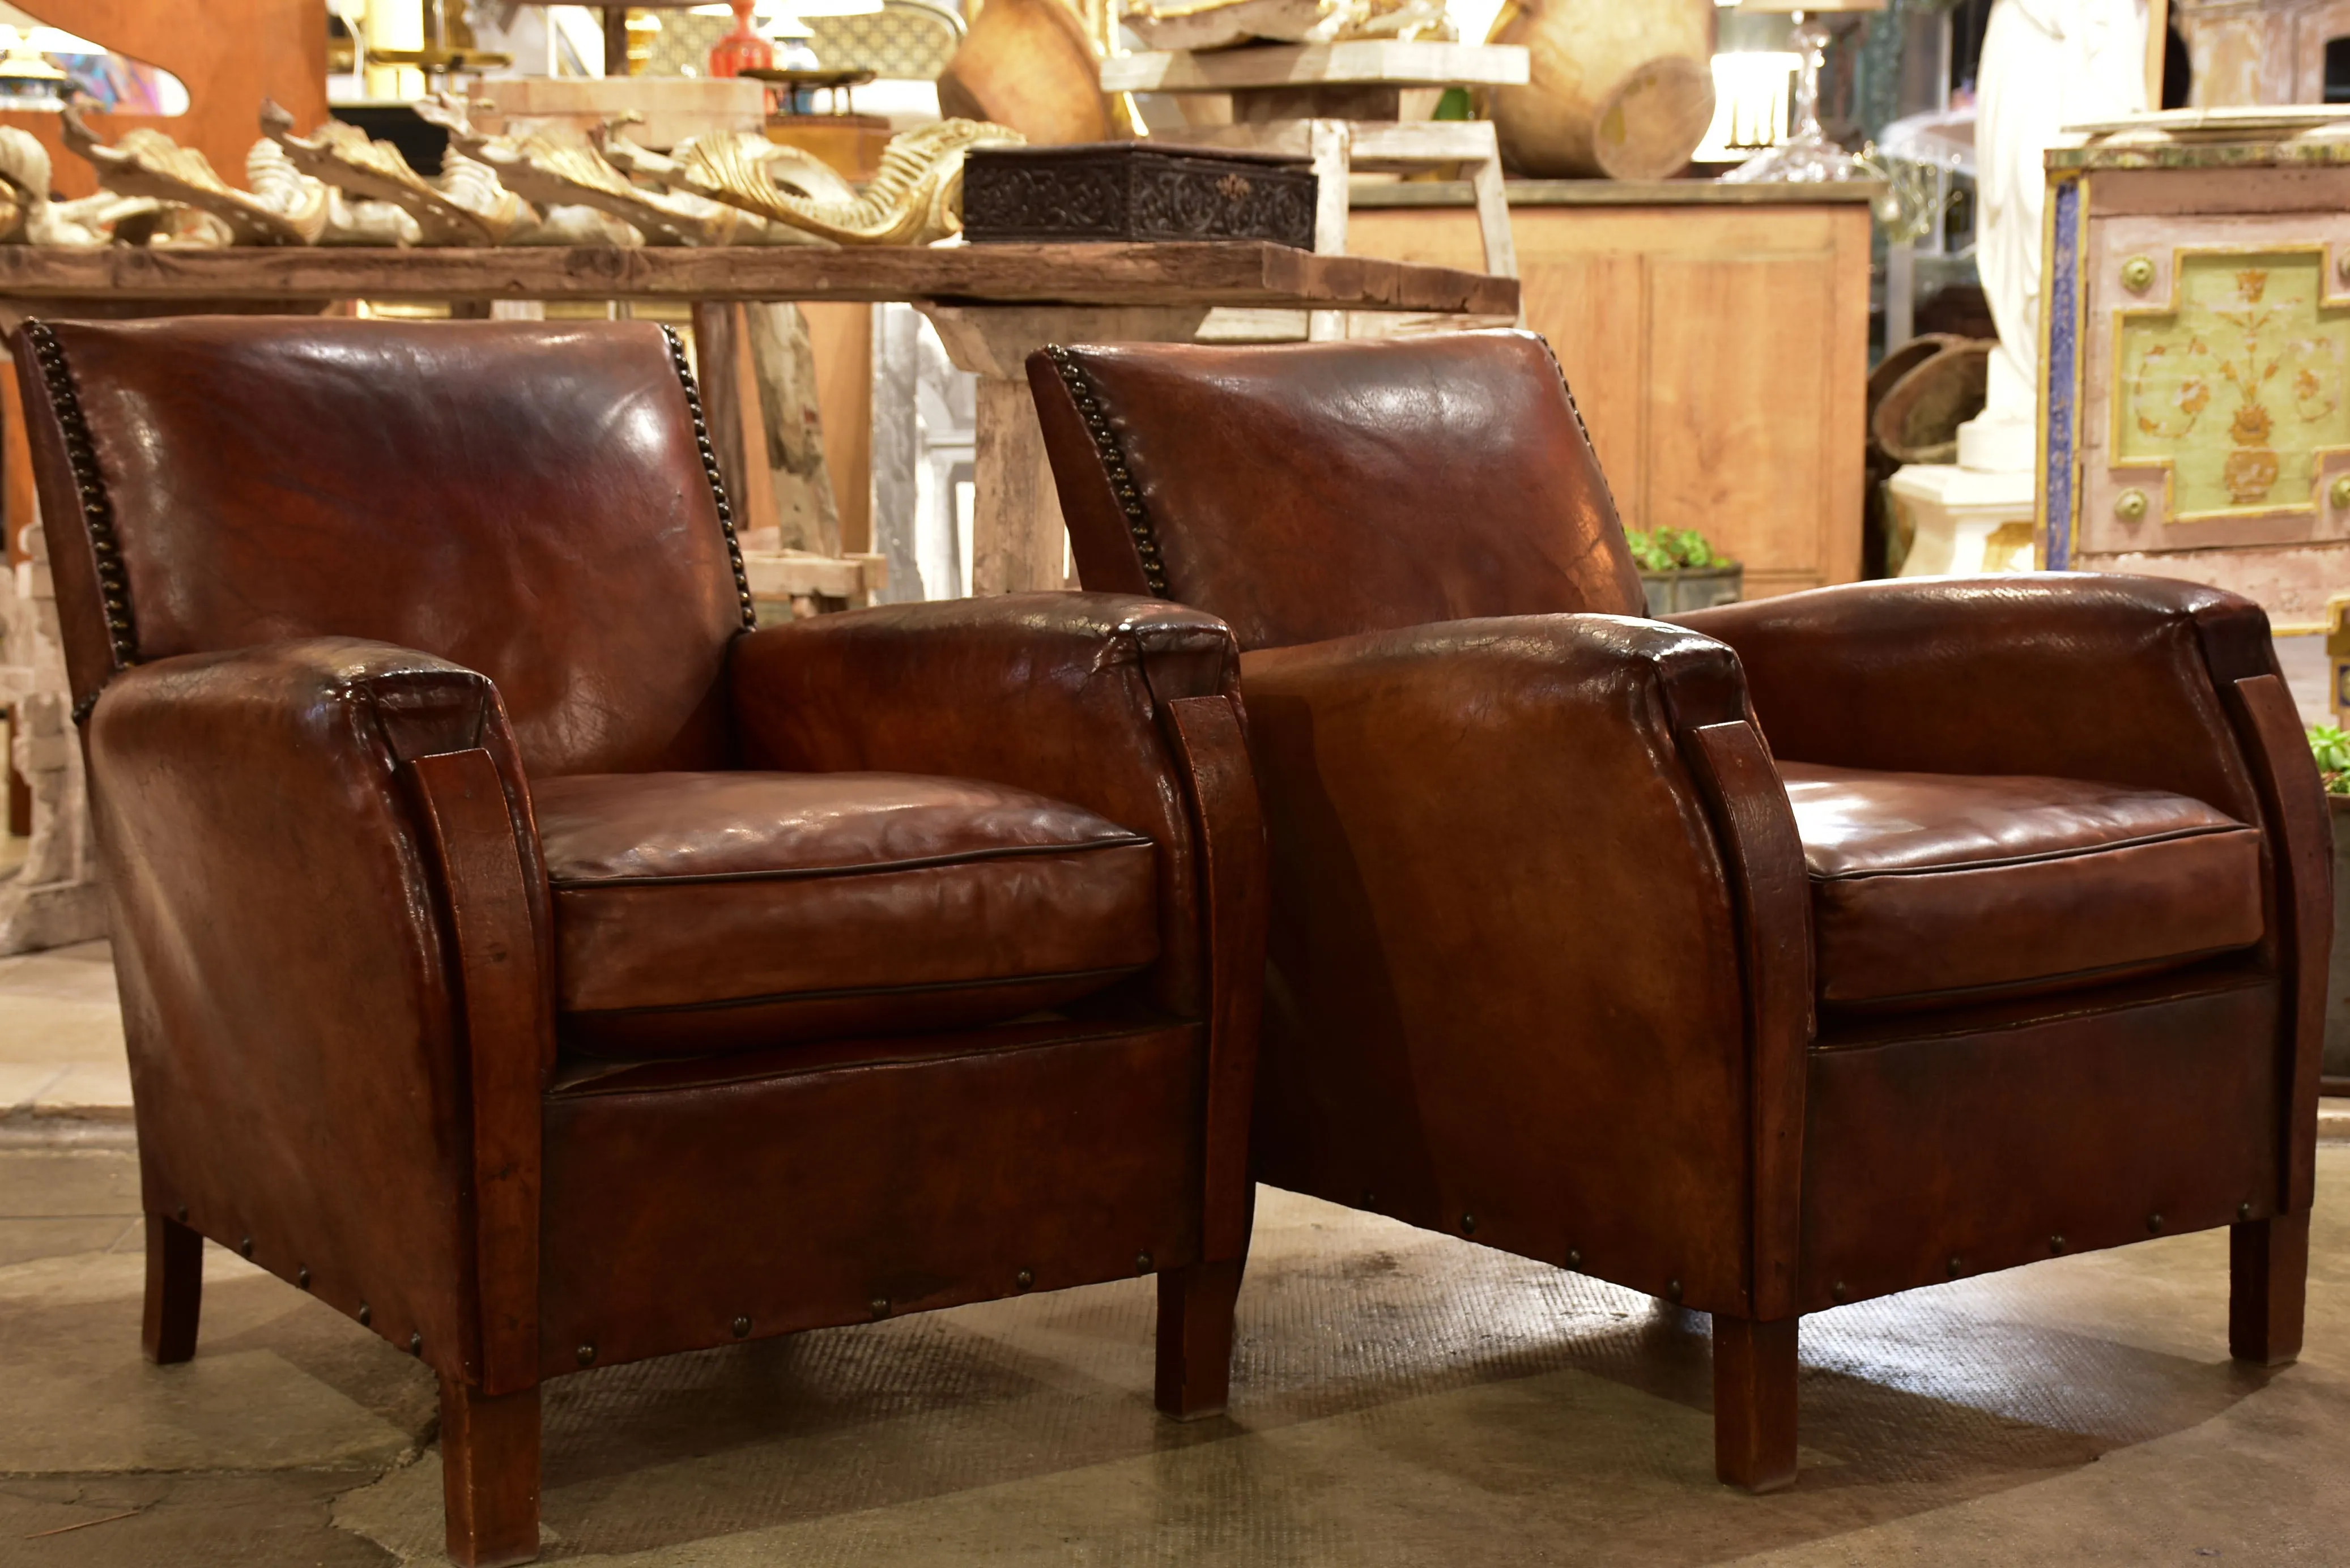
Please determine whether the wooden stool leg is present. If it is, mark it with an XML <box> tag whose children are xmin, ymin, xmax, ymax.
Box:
<box><xmin>1155</xmin><ymin>1258</ymin><xmax>1244</xmax><ymax>1420</ymax></box>
<box><xmin>142</xmin><ymin>1212</ymin><xmax>202</xmax><ymax>1365</ymax></box>
<box><xmin>2230</xmin><ymin>1213</ymin><xmax>2308</xmax><ymax>1367</ymax></box>
<box><xmin>440</xmin><ymin>1374</ymin><xmax>542</xmax><ymax>1568</ymax></box>
<box><xmin>1308</xmin><ymin>119</ymin><xmax>1351</xmax><ymax>344</ymax></box>
<box><xmin>1463</xmin><ymin>123</ymin><xmax>1524</xmax><ymax>325</ymax></box>
<box><xmin>1714</xmin><ymin>1314</ymin><xmax>1799</xmax><ymax>1493</ymax></box>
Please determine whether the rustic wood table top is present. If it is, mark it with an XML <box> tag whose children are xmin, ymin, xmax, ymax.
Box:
<box><xmin>0</xmin><ymin>240</ymin><xmax>1520</xmax><ymax>314</ymax></box>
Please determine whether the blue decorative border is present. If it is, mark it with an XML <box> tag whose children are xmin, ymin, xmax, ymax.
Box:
<box><xmin>2042</xmin><ymin>177</ymin><xmax>2081</xmax><ymax>569</ymax></box>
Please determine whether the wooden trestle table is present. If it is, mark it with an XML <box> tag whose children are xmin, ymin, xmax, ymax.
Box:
<box><xmin>0</xmin><ymin>240</ymin><xmax>1517</xmax><ymax>594</ymax></box>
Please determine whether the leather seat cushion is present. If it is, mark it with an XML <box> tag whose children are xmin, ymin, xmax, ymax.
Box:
<box><xmin>536</xmin><ymin>772</ymin><xmax>1160</xmax><ymax>1058</ymax></box>
<box><xmin>1780</xmin><ymin>762</ymin><xmax>2264</xmax><ymax>1011</ymax></box>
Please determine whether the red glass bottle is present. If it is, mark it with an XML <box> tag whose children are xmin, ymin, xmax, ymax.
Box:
<box><xmin>708</xmin><ymin>0</ymin><xmax>773</xmax><ymax>78</ymax></box>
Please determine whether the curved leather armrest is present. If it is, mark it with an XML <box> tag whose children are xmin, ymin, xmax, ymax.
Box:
<box><xmin>88</xmin><ymin>636</ymin><xmax>550</xmax><ymax>1391</ymax></box>
<box><xmin>730</xmin><ymin>591</ymin><xmax>1241</xmax><ymax>770</ymax></box>
<box><xmin>1239</xmin><ymin>613</ymin><xmax>1808</xmax><ymax>1316</ymax></box>
<box><xmin>1674</xmin><ymin>574</ymin><xmax>2274</xmax><ymax>820</ymax></box>
<box><xmin>730</xmin><ymin>594</ymin><xmax>1246</xmax><ymax>1016</ymax></box>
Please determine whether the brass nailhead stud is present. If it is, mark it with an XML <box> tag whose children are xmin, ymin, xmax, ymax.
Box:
<box><xmin>2120</xmin><ymin>255</ymin><xmax>2156</xmax><ymax>293</ymax></box>
<box><xmin>1831</xmin><ymin>1281</ymin><xmax>1848</xmax><ymax>1303</ymax></box>
<box><xmin>1566</xmin><ymin>1248</ymin><xmax>1582</xmax><ymax>1269</ymax></box>
<box><xmin>297</xmin><ymin>1266</ymin><xmax>310</xmax><ymax>1290</ymax></box>
<box><xmin>409</xmin><ymin>1332</ymin><xmax>423</xmax><ymax>1356</ymax></box>
<box><xmin>238</xmin><ymin>1236</ymin><xmax>254</xmax><ymax>1259</ymax></box>
<box><xmin>1460</xmin><ymin>1213</ymin><xmax>1478</xmax><ymax>1235</ymax></box>
<box><xmin>2114</xmin><ymin>487</ymin><xmax>2149</xmax><ymax>522</ymax></box>
<box><xmin>576</xmin><ymin>1343</ymin><xmax>597</xmax><ymax>1365</ymax></box>
<box><xmin>2331</xmin><ymin>476</ymin><xmax>2350</xmax><ymax>512</ymax></box>
<box><xmin>357</xmin><ymin>1302</ymin><xmax>372</xmax><ymax>1327</ymax></box>
<box><xmin>1134</xmin><ymin>1252</ymin><xmax>1153</xmax><ymax>1275</ymax></box>
<box><xmin>2239</xmin><ymin>1202</ymin><xmax>2254</xmax><ymax>1221</ymax></box>
<box><xmin>2147</xmin><ymin>1212</ymin><xmax>2164</xmax><ymax>1234</ymax></box>
<box><xmin>732</xmin><ymin>1316</ymin><xmax>751</xmax><ymax>1339</ymax></box>
<box><xmin>1666</xmin><ymin>1279</ymin><xmax>1683</xmax><ymax>1304</ymax></box>
<box><xmin>1947</xmin><ymin>1256</ymin><xmax>1962</xmax><ymax>1277</ymax></box>
<box><xmin>869</xmin><ymin>1298</ymin><xmax>890</xmax><ymax>1319</ymax></box>
<box><xmin>1015</xmin><ymin>1269</ymin><xmax>1034</xmax><ymax>1291</ymax></box>
<box><xmin>2050</xmin><ymin>1234</ymin><xmax>2066</xmax><ymax>1254</ymax></box>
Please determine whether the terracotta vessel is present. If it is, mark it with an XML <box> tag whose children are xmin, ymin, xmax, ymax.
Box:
<box><xmin>936</xmin><ymin>0</ymin><xmax>1110</xmax><ymax>146</ymax></box>
<box><xmin>1485</xmin><ymin>0</ymin><xmax>1715</xmax><ymax>180</ymax></box>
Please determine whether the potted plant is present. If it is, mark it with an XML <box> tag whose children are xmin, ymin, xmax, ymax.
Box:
<box><xmin>2309</xmin><ymin>723</ymin><xmax>2350</xmax><ymax>1093</ymax></box>
<box><xmin>1627</xmin><ymin>526</ymin><xmax>1742</xmax><ymax>613</ymax></box>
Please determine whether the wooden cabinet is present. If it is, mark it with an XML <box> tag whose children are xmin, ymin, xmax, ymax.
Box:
<box><xmin>1348</xmin><ymin>184</ymin><xmax>1874</xmax><ymax>598</ymax></box>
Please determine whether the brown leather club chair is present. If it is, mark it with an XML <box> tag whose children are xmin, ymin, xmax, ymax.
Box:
<box><xmin>1025</xmin><ymin>329</ymin><xmax>2328</xmax><ymax>1492</ymax></box>
<box><xmin>19</xmin><ymin>316</ymin><xmax>1263</xmax><ymax>1567</ymax></box>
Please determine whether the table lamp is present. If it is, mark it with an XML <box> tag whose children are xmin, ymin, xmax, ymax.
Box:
<box><xmin>1721</xmin><ymin>0</ymin><xmax>1885</xmax><ymax>184</ymax></box>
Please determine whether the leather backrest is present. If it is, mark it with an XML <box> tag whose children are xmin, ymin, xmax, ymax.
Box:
<box><xmin>1028</xmin><ymin>330</ymin><xmax>1647</xmax><ymax>651</ymax></box>
<box><xmin>17</xmin><ymin>316</ymin><xmax>749</xmax><ymax>776</ymax></box>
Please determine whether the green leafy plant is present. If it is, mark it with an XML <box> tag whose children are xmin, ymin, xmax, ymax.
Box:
<box><xmin>1624</xmin><ymin>526</ymin><xmax>1730</xmax><ymax>573</ymax></box>
<box><xmin>2311</xmin><ymin>724</ymin><xmax>2350</xmax><ymax>796</ymax></box>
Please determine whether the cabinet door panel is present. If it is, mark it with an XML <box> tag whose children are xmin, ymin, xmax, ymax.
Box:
<box><xmin>1522</xmin><ymin>250</ymin><xmax>1649</xmax><ymax>526</ymax></box>
<box><xmin>1646</xmin><ymin>253</ymin><xmax>1831</xmax><ymax>595</ymax></box>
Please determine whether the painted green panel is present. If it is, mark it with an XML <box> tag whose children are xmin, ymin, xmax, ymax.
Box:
<box><xmin>2117</xmin><ymin>249</ymin><xmax>2350</xmax><ymax>521</ymax></box>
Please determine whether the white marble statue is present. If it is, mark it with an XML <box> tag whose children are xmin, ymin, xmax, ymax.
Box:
<box><xmin>1961</xmin><ymin>0</ymin><xmax>2146</xmax><ymax>472</ymax></box>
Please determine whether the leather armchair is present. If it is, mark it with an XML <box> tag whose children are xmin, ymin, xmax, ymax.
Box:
<box><xmin>1026</xmin><ymin>330</ymin><xmax>2326</xmax><ymax>1491</ymax></box>
<box><xmin>19</xmin><ymin>317</ymin><xmax>1263</xmax><ymax>1566</ymax></box>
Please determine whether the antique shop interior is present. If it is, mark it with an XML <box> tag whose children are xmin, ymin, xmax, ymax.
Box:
<box><xmin>5</xmin><ymin>0</ymin><xmax>2350</xmax><ymax>1562</ymax></box>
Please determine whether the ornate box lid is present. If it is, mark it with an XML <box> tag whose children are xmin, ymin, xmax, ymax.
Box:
<box><xmin>961</xmin><ymin>142</ymin><xmax>1317</xmax><ymax>249</ymax></box>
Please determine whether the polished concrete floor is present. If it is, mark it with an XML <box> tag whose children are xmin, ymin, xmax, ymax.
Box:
<box><xmin>1</xmin><ymin>1127</ymin><xmax>2345</xmax><ymax>1566</ymax></box>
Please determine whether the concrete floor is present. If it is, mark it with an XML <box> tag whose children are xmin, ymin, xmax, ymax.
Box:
<box><xmin>1</xmin><ymin>1127</ymin><xmax>2345</xmax><ymax>1566</ymax></box>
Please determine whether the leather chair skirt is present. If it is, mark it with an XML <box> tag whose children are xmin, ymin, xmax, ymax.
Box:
<box><xmin>536</xmin><ymin>771</ymin><xmax>1161</xmax><ymax>1057</ymax></box>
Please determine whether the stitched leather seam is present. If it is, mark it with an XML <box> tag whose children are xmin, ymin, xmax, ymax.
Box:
<box><xmin>1041</xmin><ymin>344</ymin><xmax>1168</xmax><ymax>596</ymax></box>
<box><xmin>546</xmin><ymin>833</ymin><xmax>1155</xmax><ymax>888</ymax></box>
<box><xmin>658</xmin><ymin>323</ymin><xmax>758</xmax><ymax>633</ymax></box>
<box><xmin>1813</xmin><ymin>946</ymin><xmax>2268</xmax><ymax>1034</ymax></box>
<box><xmin>1806</xmin><ymin>821</ymin><xmax>2254</xmax><ymax>881</ymax></box>
<box><xmin>26</xmin><ymin>322</ymin><xmax>136</xmax><ymax>724</ymax></box>
<box><xmin>565</xmin><ymin>964</ymin><xmax>1148</xmax><ymax>1019</ymax></box>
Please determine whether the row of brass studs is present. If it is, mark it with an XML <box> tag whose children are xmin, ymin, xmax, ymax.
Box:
<box><xmin>25</xmin><ymin>322</ymin><xmax>135</xmax><ymax>723</ymax></box>
<box><xmin>1825</xmin><ymin>1204</ymin><xmax>2243</xmax><ymax>1303</ymax></box>
<box><xmin>176</xmin><ymin>1205</ymin><xmax>426</xmax><ymax>1357</ymax></box>
<box><xmin>658</xmin><ymin>325</ymin><xmax>757</xmax><ymax>632</ymax></box>
<box><xmin>1530</xmin><ymin>333</ymin><xmax>1628</xmax><ymax>529</ymax></box>
<box><xmin>1041</xmin><ymin>344</ymin><xmax>1168</xmax><ymax>596</ymax></box>
<box><xmin>1450</xmin><ymin>1207</ymin><xmax>1610</xmax><ymax>1290</ymax></box>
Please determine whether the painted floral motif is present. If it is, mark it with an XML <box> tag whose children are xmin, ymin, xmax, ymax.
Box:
<box><xmin>2119</xmin><ymin>252</ymin><xmax>2350</xmax><ymax>518</ymax></box>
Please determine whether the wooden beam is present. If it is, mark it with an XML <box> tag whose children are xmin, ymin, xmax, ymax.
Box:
<box><xmin>1103</xmin><ymin>40</ymin><xmax>1529</xmax><ymax>93</ymax></box>
<box><xmin>0</xmin><ymin>242</ymin><xmax>1520</xmax><ymax>317</ymax></box>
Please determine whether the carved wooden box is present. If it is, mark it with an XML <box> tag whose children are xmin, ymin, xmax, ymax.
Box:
<box><xmin>961</xmin><ymin>143</ymin><xmax>1317</xmax><ymax>249</ymax></box>
<box><xmin>2041</xmin><ymin>117</ymin><xmax>2350</xmax><ymax>628</ymax></box>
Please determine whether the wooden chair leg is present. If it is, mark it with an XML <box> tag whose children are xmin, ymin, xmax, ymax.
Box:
<box><xmin>440</xmin><ymin>1374</ymin><xmax>542</xmax><ymax>1568</ymax></box>
<box><xmin>141</xmin><ymin>1212</ymin><xmax>202</xmax><ymax>1365</ymax></box>
<box><xmin>2230</xmin><ymin>1212</ymin><xmax>2308</xmax><ymax>1367</ymax></box>
<box><xmin>1155</xmin><ymin>1258</ymin><xmax>1244</xmax><ymax>1421</ymax></box>
<box><xmin>1714</xmin><ymin>1314</ymin><xmax>1799</xmax><ymax>1493</ymax></box>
